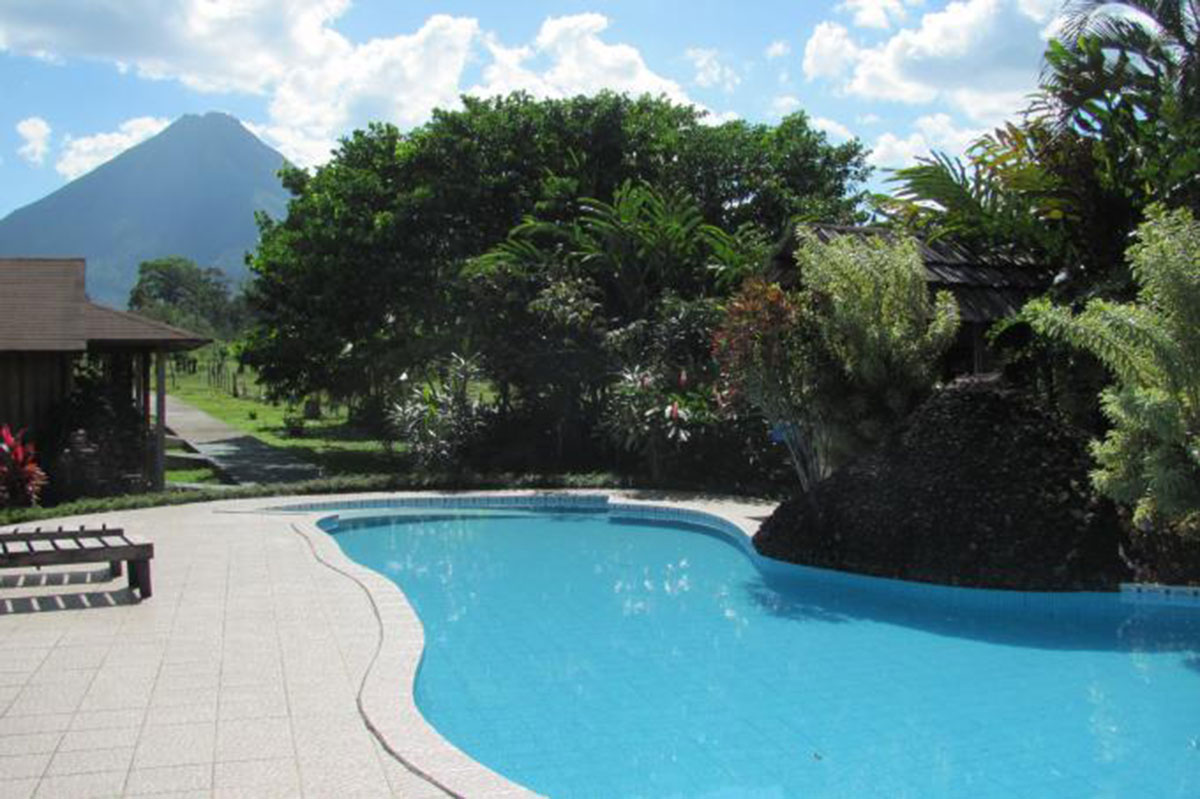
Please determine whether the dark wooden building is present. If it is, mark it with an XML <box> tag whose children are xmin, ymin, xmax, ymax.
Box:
<box><xmin>775</xmin><ymin>225</ymin><xmax>1048</xmax><ymax>374</ymax></box>
<box><xmin>0</xmin><ymin>258</ymin><xmax>208</xmax><ymax>489</ymax></box>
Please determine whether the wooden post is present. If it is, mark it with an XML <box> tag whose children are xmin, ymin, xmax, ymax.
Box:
<box><xmin>154</xmin><ymin>348</ymin><xmax>166</xmax><ymax>491</ymax></box>
<box><xmin>141</xmin><ymin>352</ymin><xmax>152</xmax><ymax>426</ymax></box>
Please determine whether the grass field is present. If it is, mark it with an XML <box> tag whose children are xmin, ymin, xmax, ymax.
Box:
<box><xmin>164</xmin><ymin>464</ymin><xmax>226</xmax><ymax>485</ymax></box>
<box><xmin>167</xmin><ymin>350</ymin><xmax>399</xmax><ymax>477</ymax></box>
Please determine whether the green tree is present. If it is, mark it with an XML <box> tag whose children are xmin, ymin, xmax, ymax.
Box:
<box><xmin>242</xmin><ymin>125</ymin><xmax>422</xmax><ymax>412</ymax></box>
<box><xmin>672</xmin><ymin>112</ymin><xmax>871</xmax><ymax>231</ymax></box>
<box><xmin>128</xmin><ymin>256</ymin><xmax>245</xmax><ymax>339</ymax></box>
<box><xmin>1021</xmin><ymin>205</ymin><xmax>1200</xmax><ymax>524</ymax></box>
<box><xmin>714</xmin><ymin>230</ymin><xmax>959</xmax><ymax>494</ymax></box>
<box><xmin>241</xmin><ymin>93</ymin><xmax>869</xmax><ymax>414</ymax></box>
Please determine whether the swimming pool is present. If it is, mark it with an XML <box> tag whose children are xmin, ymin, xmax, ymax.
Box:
<box><xmin>320</xmin><ymin>502</ymin><xmax>1200</xmax><ymax>798</ymax></box>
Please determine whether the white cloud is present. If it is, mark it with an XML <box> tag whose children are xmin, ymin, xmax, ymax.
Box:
<box><xmin>1</xmin><ymin>5</ymin><xmax>726</xmax><ymax>169</ymax></box>
<box><xmin>765</xmin><ymin>40</ymin><xmax>790</xmax><ymax>59</ymax></box>
<box><xmin>1016</xmin><ymin>0</ymin><xmax>1062</xmax><ymax>27</ymax></box>
<box><xmin>770</xmin><ymin>95</ymin><xmax>802</xmax><ymax>118</ymax></box>
<box><xmin>16</xmin><ymin>116</ymin><xmax>51</xmax><ymax>165</ymax></box>
<box><xmin>838</xmin><ymin>0</ymin><xmax>924</xmax><ymax>29</ymax></box>
<box><xmin>802</xmin><ymin>22</ymin><xmax>861</xmax><ymax>81</ymax></box>
<box><xmin>702</xmin><ymin>110</ymin><xmax>742</xmax><ymax>126</ymax></box>
<box><xmin>947</xmin><ymin>87</ymin><xmax>1033</xmax><ymax>125</ymax></box>
<box><xmin>869</xmin><ymin>113</ymin><xmax>983</xmax><ymax>167</ymax></box>
<box><xmin>264</xmin><ymin>14</ymin><xmax>480</xmax><ymax>162</ymax></box>
<box><xmin>807</xmin><ymin>0</ymin><xmax>1049</xmax><ymax>125</ymax></box>
<box><xmin>469</xmin><ymin>15</ymin><xmax>696</xmax><ymax>108</ymax></box>
<box><xmin>857</xmin><ymin>113</ymin><xmax>881</xmax><ymax>124</ymax></box>
<box><xmin>56</xmin><ymin>116</ymin><xmax>169</xmax><ymax>179</ymax></box>
<box><xmin>684</xmin><ymin>48</ymin><xmax>740</xmax><ymax>92</ymax></box>
<box><xmin>813</xmin><ymin>116</ymin><xmax>854</xmax><ymax>140</ymax></box>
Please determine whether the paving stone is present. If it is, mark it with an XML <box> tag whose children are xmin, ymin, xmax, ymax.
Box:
<box><xmin>124</xmin><ymin>763</ymin><xmax>212</xmax><ymax>795</ymax></box>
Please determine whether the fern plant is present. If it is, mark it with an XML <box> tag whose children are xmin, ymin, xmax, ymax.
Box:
<box><xmin>1022</xmin><ymin>205</ymin><xmax>1200</xmax><ymax>524</ymax></box>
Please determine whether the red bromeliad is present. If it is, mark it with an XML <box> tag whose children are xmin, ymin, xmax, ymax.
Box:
<box><xmin>0</xmin><ymin>424</ymin><xmax>49</xmax><ymax>507</ymax></box>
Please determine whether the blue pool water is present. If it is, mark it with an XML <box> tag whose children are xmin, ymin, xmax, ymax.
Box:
<box><xmin>326</xmin><ymin>509</ymin><xmax>1200</xmax><ymax>798</ymax></box>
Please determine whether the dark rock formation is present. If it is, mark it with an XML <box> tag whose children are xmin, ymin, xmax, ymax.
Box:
<box><xmin>755</xmin><ymin>378</ymin><xmax>1130</xmax><ymax>590</ymax></box>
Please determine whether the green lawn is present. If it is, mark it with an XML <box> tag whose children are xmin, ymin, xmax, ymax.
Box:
<box><xmin>167</xmin><ymin>352</ymin><xmax>400</xmax><ymax>476</ymax></box>
<box><xmin>165</xmin><ymin>465</ymin><xmax>226</xmax><ymax>485</ymax></box>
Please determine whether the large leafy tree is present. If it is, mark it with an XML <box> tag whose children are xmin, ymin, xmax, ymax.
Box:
<box><xmin>1040</xmin><ymin>1</ymin><xmax>1200</xmax><ymax>214</ymax></box>
<box><xmin>1056</xmin><ymin>0</ymin><xmax>1199</xmax><ymax>117</ymax></box>
<box><xmin>672</xmin><ymin>113</ymin><xmax>871</xmax><ymax>231</ymax></box>
<box><xmin>243</xmin><ymin>125</ymin><xmax>422</xmax><ymax>409</ymax></box>
<box><xmin>242</xmin><ymin>92</ymin><xmax>869</xmax><ymax>412</ymax></box>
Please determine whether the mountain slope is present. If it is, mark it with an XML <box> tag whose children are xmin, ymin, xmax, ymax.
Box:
<box><xmin>0</xmin><ymin>112</ymin><xmax>290</xmax><ymax>307</ymax></box>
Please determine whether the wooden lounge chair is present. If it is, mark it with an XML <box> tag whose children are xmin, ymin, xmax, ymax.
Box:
<box><xmin>0</xmin><ymin>524</ymin><xmax>153</xmax><ymax>599</ymax></box>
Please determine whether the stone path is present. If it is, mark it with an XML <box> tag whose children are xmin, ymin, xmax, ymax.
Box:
<box><xmin>164</xmin><ymin>397</ymin><xmax>321</xmax><ymax>486</ymax></box>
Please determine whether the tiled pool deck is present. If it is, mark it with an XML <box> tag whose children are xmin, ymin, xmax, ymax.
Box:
<box><xmin>0</xmin><ymin>491</ymin><xmax>775</xmax><ymax>798</ymax></box>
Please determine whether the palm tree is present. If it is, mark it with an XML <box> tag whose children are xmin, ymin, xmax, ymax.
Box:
<box><xmin>1036</xmin><ymin>0</ymin><xmax>1200</xmax><ymax>216</ymax></box>
<box><xmin>1058</xmin><ymin>0</ymin><xmax>1199</xmax><ymax>112</ymax></box>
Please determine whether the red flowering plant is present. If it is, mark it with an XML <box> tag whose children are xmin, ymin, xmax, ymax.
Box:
<box><xmin>0</xmin><ymin>424</ymin><xmax>49</xmax><ymax>508</ymax></box>
<box><xmin>712</xmin><ymin>278</ymin><xmax>831</xmax><ymax>495</ymax></box>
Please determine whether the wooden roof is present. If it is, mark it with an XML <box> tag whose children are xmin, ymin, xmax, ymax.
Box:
<box><xmin>0</xmin><ymin>258</ymin><xmax>208</xmax><ymax>353</ymax></box>
<box><xmin>0</xmin><ymin>258</ymin><xmax>89</xmax><ymax>351</ymax></box>
<box><xmin>82</xmin><ymin>303</ymin><xmax>210</xmax><ymax>352</ymax></box>
<box><xmin>773</xmin><ymin>225</ymin><xmax>1050</xmax><ymax>323</ymax></box>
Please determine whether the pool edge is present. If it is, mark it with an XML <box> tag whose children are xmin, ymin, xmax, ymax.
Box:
<box><xmin>281</xmin><ymin>490</ymin><xmax>772</xmax><ymax>798</ymax></box>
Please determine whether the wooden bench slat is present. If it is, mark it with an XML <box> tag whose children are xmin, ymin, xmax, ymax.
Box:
<box><xmin>0</xmin><ymin>528</ymin><xmax>125</xmax><ymax>543</ymax></box>
<box><xmin>0</xmin><ymin>526</ymin><xmax>154</xmax><ymax>600</ymax></box>
<box><xmin>1</xmin><ymin>543</ymin><xmax>152</xmax><ymax>570</ymax></box>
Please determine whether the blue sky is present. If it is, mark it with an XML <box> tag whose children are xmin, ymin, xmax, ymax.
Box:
<box><xmin>0</xmin><ymin>0</ymin><xmax>1063</xmax><ymax>218</ymax></box>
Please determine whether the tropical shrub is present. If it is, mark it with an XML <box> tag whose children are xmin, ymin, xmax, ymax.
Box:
<box><xmin>598</xmin><ymin>366</ymin><xmax>701</xmax><ymax>482</ymax></box>
<box><xmin>1022</xmin><ymin>205</ymin><xmax>1200</xmax><ymax>525</ymax></box>
<box><xmin>389</xmin><ymin>354</ymin><xmax>488</xmax><ymax>471</ymax></box>
<box><xmin>0</xmin><ymin>425</ymin><xmax>48</xmax><ymax>508</ymax></box>
<box><xmin>714</xmin><ymin>279</ymin><xmax>828</xmax><ymax>494</ymax></box>
<box><xmin>464</xmin><ymin>181</ymin><xmax>766</xmax><ymax>472</ymax></box>
<box><xmin>714</xmin><ymin>230</ymin><xmax>959</xmax><ymax>493</ymax></box>
<box><xmin>796</xmin><ymin>229</ymin><xmax>960</xmax><ymax>453</ymax></box>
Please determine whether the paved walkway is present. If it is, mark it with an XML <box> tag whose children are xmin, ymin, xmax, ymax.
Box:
<box><xmin>0</xmin><ymin>497</ymin><xmax>450</xmax><ymax>798</ymax></box>
<box><xmin>165</xmin><ymin>397</ymin><xmax>321</xmax><ymax>486</ymax></box>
